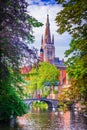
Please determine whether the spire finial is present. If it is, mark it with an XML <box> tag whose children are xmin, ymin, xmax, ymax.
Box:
<box><xmin>47</xmin><ymin>8</ymin><xmax>49</xmax><ymax>15</ymax></box>
<box><xmin>46</xmin><ymin>14</ymin><xmax>49</xmax><ymax>26</ymax></box>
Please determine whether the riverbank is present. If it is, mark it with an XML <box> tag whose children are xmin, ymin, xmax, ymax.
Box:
<box><xmin>73</xmin><ymin>102</ymin><xmax>87</xmax><ymax>117</ymax></box>
<box><xmin>58</xmin><ymin>100</ymin><xmax>87</xmax><ymax>118</ymax></box>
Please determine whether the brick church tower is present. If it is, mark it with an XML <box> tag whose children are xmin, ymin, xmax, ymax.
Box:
<box><xmin>40</xmin><ymin>14</ymin><xmax>55</xmax><ymax>63</ymax></box>
<box><xmin>40</xmin><ymin>14</ymin><xmax>67</xmax><ymax>86</ymax></box>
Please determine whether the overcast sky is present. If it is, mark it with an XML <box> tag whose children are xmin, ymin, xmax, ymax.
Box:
<box><xmin>27</xmin><ymin>0</ymin><xmax>72</xmax><ymax>60</ymax></box>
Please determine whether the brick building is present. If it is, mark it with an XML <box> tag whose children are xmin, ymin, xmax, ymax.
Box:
<box><xmin>39</xmin><ymin>14</ymin><xmax>66</xmax><ymax>86</ymax></box>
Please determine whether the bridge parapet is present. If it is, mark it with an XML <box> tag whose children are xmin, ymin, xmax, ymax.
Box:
<box><xmin>24</xmin><ymin>98</ymin><xmax>58</xmax><ymax>109</ymax></box>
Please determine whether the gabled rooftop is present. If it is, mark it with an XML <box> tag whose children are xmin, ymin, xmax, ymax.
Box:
<box><xmin>54</xmin><ymin>57</ymin><xmax>66</xmax><ymax>69</ymax></box>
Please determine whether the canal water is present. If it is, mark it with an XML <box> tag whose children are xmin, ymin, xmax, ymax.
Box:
<box><xmin>0</xmin><ymin>108</ymin><xmax>87</xmax><ymax>130</ymax></box>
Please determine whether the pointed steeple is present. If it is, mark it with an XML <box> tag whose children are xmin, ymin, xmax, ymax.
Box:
<box><xmin>44</xmin><ymin>14</ymin><xmax>51</xmax><ymax>44</ymax></box>
<box><xmin>52</xmin><ymin>34</ymin><xmax>54</xmax><ymax>44</ymax></box>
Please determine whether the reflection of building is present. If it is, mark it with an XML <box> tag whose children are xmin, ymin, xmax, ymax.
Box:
<box><xmin>40</xmin><ymin>15</ymin><xmax>66</xmax><ymax>86</ymax></box>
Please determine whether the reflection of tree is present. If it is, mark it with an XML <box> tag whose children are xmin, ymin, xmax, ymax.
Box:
<box><xmin>29</xmin><ymin>112</ymin><xmax>53</xmax><ymax>129</ymax></box>
<box><xmin>16</xmin><ymin>110</ymin><xmax>87</xmax><ymax>130</ymax></box>
<box><xmin>63</xmin><ymin>111</ymin><xmax>70</xmax><ymax>130</ymax></box>
<box><xmin>57</xmin><ymin>112</ymin><xmax>64</xmax><ymax>130</ymax></box>
<box><xmin>70</xmin><ymin>111</ymin><xmax>83</xmax><ymax>130</ymax></box>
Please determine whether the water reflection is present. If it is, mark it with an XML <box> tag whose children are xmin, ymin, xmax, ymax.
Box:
<box><xmin>0</xmin><ymin>108</ymin><xmax>87</xmax><ymax>130</ymax></box>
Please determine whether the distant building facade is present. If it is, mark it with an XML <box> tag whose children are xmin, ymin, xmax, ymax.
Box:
<box><xmin>40</xmin><ymin>15</ymin><xmax>66</xmax><ymax>86</ymax></box>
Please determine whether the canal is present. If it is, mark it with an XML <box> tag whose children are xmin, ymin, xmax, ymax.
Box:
<box><xmin>0</xmin><ymin>108</ymin><xmax>87</xmax><ymax>130</ymax></box>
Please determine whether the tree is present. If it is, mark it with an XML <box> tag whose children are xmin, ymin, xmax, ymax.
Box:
<box><xmin>55</xmin><ymin>0</ymin><xmax>87</xmax><ymax>101</ymax></box>
<box><xmin>28</xmin><ymin>62</ymin><xmax>59</xmax><ymax>97</ymax></box>
<box><xmin>38</xmin><ymin>62</ymin><xmax>59</xmax><ymax>87</ymax></box>
<box><xmin>0</xmin><ymin>0</ymin><xmax>42</xmax><ymax>121</ymax></box>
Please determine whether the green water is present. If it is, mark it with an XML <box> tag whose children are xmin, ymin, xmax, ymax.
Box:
<box><xmin>0</xmin><ymin>108</ymin><xmax>87</xmax><ymax>130</ymax></box>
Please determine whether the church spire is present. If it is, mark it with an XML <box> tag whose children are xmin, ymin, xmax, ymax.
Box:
<box><xmin>44</xmin><ymin>14</ymin><xmax>51</xmax><ymax>44</ymax></box>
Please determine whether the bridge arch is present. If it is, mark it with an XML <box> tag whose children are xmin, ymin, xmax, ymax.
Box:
<box><xmin>24</xmin><ymin>98</ymin><xmax>58</xmax><ymax>109</ymax></box>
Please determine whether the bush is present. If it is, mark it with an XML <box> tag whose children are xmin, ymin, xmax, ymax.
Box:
<box><xmin>0</xmin><ymin>80</ymin><xmax>27</xmax><ymax>121</ymax></box>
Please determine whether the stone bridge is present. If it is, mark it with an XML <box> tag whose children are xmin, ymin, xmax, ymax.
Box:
<box><xmin>24</xmin><ymin>98</ymin><xmax>58</xmax><ymax>109</ymax></box>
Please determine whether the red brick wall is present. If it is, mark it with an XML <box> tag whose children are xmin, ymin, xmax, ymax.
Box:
<box><xmin>59</xmin><ymin>69</ymin><xmax>66</xmax><ymax>85</ymax></box>
<box><xmin>40</xmin><ymin>52</ymin><xmax>44</xmax><ymax>62</ymax></box>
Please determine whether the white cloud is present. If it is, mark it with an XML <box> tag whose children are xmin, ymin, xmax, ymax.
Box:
<box><xmin>27</xmin><ymin>1</ymin><xmax>72</xmax><ymax>60</ymax></box>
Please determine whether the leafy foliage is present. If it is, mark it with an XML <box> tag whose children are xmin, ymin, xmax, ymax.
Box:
<box><xmin>55</xmin><ymin>0</ymin><xmax>87</xmax><ymax>38</ymax></box>
<box><xmin>55</xmin><ymin>0</ymin><xmax>87</xmax><ymax>100</ymax></box>
<box><xmin>29</xmin><ymin>62</ymin><xmax>59</xmax><ymax>89</ymax></box>
<box><xmin>0</xmin><ymin>71</ymin><xmax>28</xmax><ymax>121</ymax></box>
<box><xmin>0</xmin><ymin>0</ymin><xmax>42</xmax><ymax>121</ymax></box>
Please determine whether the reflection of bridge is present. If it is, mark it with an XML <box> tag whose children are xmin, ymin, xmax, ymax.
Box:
<box><xmin>24</xmin><ymin>98</ymin><xmax>58</xmax><ymax>109</ymax></box>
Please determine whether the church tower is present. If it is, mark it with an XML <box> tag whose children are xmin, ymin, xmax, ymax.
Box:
<box><xmin>40</xmin><ymin>14</ymin><xmax>55</xmax><ymax>63</ymax></box>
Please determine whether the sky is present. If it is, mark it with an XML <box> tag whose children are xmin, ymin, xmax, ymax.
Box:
<box><xmin>27</xmin><ymin>0</ymin><xmax>72</xmax><ymax>60</ymax></box>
